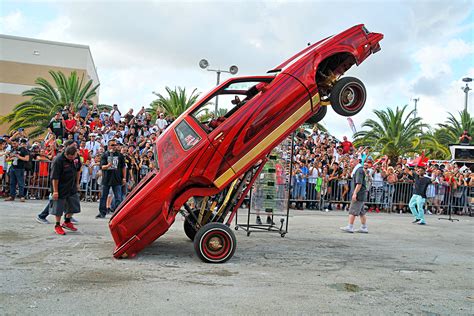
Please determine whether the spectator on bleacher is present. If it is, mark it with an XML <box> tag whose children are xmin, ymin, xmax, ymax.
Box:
<box><xmin>48</xmin><ymin>112</ymin><xmax>64</xmax><ymax>140</ymax></box>
<box><xmin>341</xmin><ymin>136</ymin><xmax>354</xmax><ymax>154</ymax></box>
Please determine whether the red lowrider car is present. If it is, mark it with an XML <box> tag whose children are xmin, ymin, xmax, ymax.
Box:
<box><xmin>109</xmin><ymin>24</ymin><xmax>383</xmax><ymax>263</ymax></box>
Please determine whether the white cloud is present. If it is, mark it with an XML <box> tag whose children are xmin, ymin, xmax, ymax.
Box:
<box><xmin>414</xmin><ymin>39</ymin><xmax>474</xmax><ymax>78</ymax></box>
<box><xmin>0</xmin><ymin>10</ymin><xmax>25</xmax><ymax>33</ymax></box>
<box><xmin>2</xmin><ymin>0</ymin><xmax>473</xmax><ymax>141</ymax></box>
<box><xmin>36</xmin><ymin>15</ymin><xmax>72</xmax><ymax>42</ymax></box>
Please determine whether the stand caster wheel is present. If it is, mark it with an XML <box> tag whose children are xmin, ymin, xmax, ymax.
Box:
<box><xmin>247</xmin><ymin>232</ymin><xmax>251</xmax><ymax>237</ymax></box>
<box><xmin>280</xmin><ymin>233</ymin><xmax>286</xmax><ymax>238</ymax></box>
<box><xmin>235</xmin><ymin>226</ymin><xmax>239</xmax><ymax>230</ymax></box>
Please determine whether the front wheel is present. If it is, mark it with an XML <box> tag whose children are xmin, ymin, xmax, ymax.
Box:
<box><xmin>330</xmin><ymin>77</ymin><xmax>366</xmax><ymax>117</ymax></box>
<box><xmin>194</xmin><ymin>223</ymin><xmax>237</xmax><ymax>263</ymax></box>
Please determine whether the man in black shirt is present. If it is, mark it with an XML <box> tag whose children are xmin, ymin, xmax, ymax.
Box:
<box><xmin>50</xmin><ymin>145</ymin><xmax>82</xmax><ymax>235</ymax></box>
<box><xmin>48</xmin><ymin>112</ymin><xmax>64</xmax><ymax>140</ymax></box>
<box><xmin>407</xmin><ymin>167</ymin><xmax>432</xmax><ymax>225</ymax></box>
<box><xmin>96</xmin><ymin>139</ymin><xmax>126</xmax><ymax>218</ymax></box>
<box><xmin>5</xmin><ymin>138</ymin><xmax>30</xmax><ymax>202</ymax></box>
<box><xmin>35</xmin><ymin>140</ymin><xmax>78</xmax><ymax>224</ymax></box>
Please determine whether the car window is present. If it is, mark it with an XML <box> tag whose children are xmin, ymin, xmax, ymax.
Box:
<box><xmin>191</xmin><ymin>79</ymin><xmax>272</xmax><ymax>133</ymax></box>
<box><xmin>192</xmin><ymin>93</ymin><xmax>247</xmax><ymax>125</ymax></box>
<box><xmin>174</xmin><ymin>120</ymin><xmax>201</xmax><ymax>150</ymax></box>
<box><xmin>224</xmin><ymin>81</ymin><xmax>262</xmax><ymax>91</ymax></box>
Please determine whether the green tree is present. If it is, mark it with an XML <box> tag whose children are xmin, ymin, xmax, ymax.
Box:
<box><xmin>149</xmin><ymin>87</ymin><xmax>200</xmax><ymax>119</ymax></box>
<box><xmin>436</xmin><ymin>110</ymin><xmax>474</xmax><ymax>145</ymax></box>
<box><xmin>423</xmin><ymin>130</ymin><xmax>451</xmax><ymax>160</ymax></box>
<box><xmin>0</xmin><ymin>70</ymin><xmax>100</xmax><ymax>138</ymax></box>
<box><xmin>353</xmin><ymin>105</ymin><xmax>430</xmax><ymax>163</ymax></box>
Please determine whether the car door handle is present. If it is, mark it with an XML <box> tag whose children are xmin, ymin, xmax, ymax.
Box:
<box><xmin>214</xmin><ymin>132</ymin><xmax>224</xmax><ymax>143</ymax></box>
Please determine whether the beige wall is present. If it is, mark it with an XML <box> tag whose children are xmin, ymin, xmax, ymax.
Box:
<box><xmin>0</xmin><ymin>60</ymin><xmax>90</xmax><ymax>86</ymax></box>
<box><xmin>0</xmin><ymin>62</ymin><xmax>98</xmax><ymax>134</ymax></box>
<box><xmin>0</xmin><ymin>93</ymin><xmax>28</xmax><ymax>133</ymax></box>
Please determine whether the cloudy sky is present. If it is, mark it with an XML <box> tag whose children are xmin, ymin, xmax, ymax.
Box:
<box><xmin>1</xmin><ymin>0</ymin><xmax>473</xmax><ymax>140</ymax></box>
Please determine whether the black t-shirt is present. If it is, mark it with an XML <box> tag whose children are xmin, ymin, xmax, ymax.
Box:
<box><xmin>460</xmin><ymin>133</ymin><xmax>471</xmax><ymax>144</ymax></box>
<box><xmin>296</xmin><ymin>131</ymin><xmax>306</xmax><ymax>140</ymax></box>
<box><xmin>10</xmin><ymin>147</ymin><xmax>30</xmax><ymax>169</ymax></box>
<box><xmin>413</xmin><ymin>174</ymin><xmax>432</xmax><ymax>198</ymax></box>
<box><xmin>50</xmin><ymin>153</ymin><xmax>82</xmax><ymax>198</ymax></box>
<box><xmin>48</xmin><ymin>119</ymin><xmax>64</xmax><ymax>138</ymax></box>
<box><xmin>101</xmin><ymin>151</ymin><xmax>125</xmax><ymax>186</ymax></box>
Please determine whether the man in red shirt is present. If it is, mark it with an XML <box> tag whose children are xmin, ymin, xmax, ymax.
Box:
<box><xmin>89</xmin><ymin>115</ymin><xmax>103</xmax><ymax>131</ymax></box>
<box><xmin>341</xmin><ymin>136</ymin><xmax>354</xmax><ymax>154</ymax></box>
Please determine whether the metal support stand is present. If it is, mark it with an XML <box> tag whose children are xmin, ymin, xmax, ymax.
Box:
<box><xmin>235</xmin><ymin>136</ymin><xmax>293</xmax><ymax>237</ymax></box>
<box><xmin>438</xmin><ymin>197</ymin><xmax>459</xmax><ymax>222</ymax></box>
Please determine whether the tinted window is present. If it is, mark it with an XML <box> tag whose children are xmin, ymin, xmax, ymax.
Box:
<box><xmin>175</xmin><ymin>120</ymin><xmax>201</xmax><ymax>150</ymax></box>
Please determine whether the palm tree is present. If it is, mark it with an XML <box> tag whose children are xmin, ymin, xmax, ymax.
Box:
<box><xmin>149</xmin><ymin>87</ymin><xmax>200</xmax><ymax>119</ymax></box>
<box><xmin>423</xmin><ymin>130</ymin><xmax>451</xmax><ymax>160</ymax></box>
<box><xmin>0</xmin><ymin>70</ymin><xmax>100</xmax><ymax>138</ymax></box>
<box><xmin>436</xmin><ymin>110</ymin><xmax>474</xmax><ymax>145</ymax></box>
<box><xmin>353</xmin><ymin>105</ymin><xmax>430</xmax><ymax>163</ymax></box>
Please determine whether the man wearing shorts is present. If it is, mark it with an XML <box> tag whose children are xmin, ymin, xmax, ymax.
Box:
<box><xmin>50</xmin><ymin>145</ymin><xmax>82</xmax><ymax>235</ymax></box>
<box><xmin>340</xmin><ymin>160</ymin><xmax>369</xmax><ymax>233</ymax></box>
<box><xmin>35</xmin><ymin>140</ymin><xmax>77</xmax><ymax>224</ymax></box>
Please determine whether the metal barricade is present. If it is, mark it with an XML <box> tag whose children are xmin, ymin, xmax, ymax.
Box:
<box><xmin>0</xmin><ymin>158</ymin><xmax>472</xmax><ymax>218</ymax></box>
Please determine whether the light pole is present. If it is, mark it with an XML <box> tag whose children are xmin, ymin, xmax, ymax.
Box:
<box><xmin>412</xmin><ymin>97</ymin><xmax>420</xmax><ymax>118</ymax></box>
<box><xmin>462</xmin><ymin>77</ymin><xmax>472</xmax><ymax>112</ymax></box>
<box><xmin>199</xmin><ymin>59</ymin><xmax>238</xmax><ymax>115</ymax></box>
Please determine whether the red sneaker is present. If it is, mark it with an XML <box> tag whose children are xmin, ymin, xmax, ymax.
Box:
<box><xmin>55</xmin><ymin>225</ymin><xmax>66</xmax><ymax>235</ymax></box>
<box><xmin>375</xmin><ymin>208</ymin><xmax>381</xmax><ymax>213</ymax></box>
<box><xmin>368</xmin><ymin>207</ymin><xmax>374</xmax><ymax>212</ymax></box>
<box><xmin>62</xmin><ymin>222</ymin><xmax>77</xmax><ymax>232</ymax></box>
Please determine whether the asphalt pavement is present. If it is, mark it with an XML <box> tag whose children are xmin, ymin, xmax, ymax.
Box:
<box><xmin>0</xmin><ymin>200</ymin><xmax>473</xmax><ymax>315</ymax></box>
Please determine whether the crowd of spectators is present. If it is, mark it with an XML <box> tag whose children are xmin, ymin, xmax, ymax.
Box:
<box><xmin>0</xmin><ymin>100</ymin><xmax>174</xmax><ymax>201</ymax></box>
<box><xmin>0</xmin><ymin>103</ymin><xmax>472</xmax><ymax>216</ymax></box>
<box><xmin>282</xmin><ymin>127</ymin><xmax>474</xmax><ymax>215</ymax></box>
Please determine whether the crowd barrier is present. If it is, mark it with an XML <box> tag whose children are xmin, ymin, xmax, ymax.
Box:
<box><xmin>287</xmin><ymin>177</ymin><xmax>473</xmax><ymax>215</ymax></box>
<box><xmin>0</xmin><ymin>160</ymin><xmax>472</xmax><ymax>216</ymax></box>
<box><xmin>0</xmin><ymin>160</ymin><xmax>145</xmax><ymax>202</ymax></box>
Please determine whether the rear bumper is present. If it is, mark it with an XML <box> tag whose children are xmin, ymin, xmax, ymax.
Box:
<box><xmin>108</xmin><ymin>171</ymin><xmax>176</xmax><ymax>259</ymax></box>
<box><xmin>111</xmin><ymin>211</ymin><xmax>175</xmax><ymax>259</ymax></box>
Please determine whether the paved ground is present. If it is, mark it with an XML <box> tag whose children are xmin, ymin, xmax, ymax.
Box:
<box><xmin>0</xmin><ymin>200</ymin><xmax>473</xmax><ymax>315</ymax></box>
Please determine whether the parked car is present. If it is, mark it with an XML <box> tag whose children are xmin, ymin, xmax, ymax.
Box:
<box><xmin>109</xmin><ymin>24</ymin><xmax>383</xmax><ymax>263</ymax></box>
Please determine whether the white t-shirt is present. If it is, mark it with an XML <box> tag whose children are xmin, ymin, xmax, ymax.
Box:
<box><xmin>111</xmin><ymin>109</ymin><xmax>121</xmax><ymax>123</ymax></box>
<box><xmin>308</xmin><ymin>167</ymin><xmax>320</xmax><ymax>184</ymax></box>
<box><xmin>155</xmin><ymin>118</ymin><xmax>168</xmax><ymax>131</ymax></box>
<box><xmin>85</xmin><ymin>141</ymin><xmax>101</xmax><ymax>156</ymax></box>
<box><xmin>373</xmin><ymin>171</ymin><xmax>384</xmax><ymax>187</ymax></box>
<box><xmin>0</xmin><ymin>150</ymin><xmax>6</xmax><ymax>168</ymax></box>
